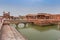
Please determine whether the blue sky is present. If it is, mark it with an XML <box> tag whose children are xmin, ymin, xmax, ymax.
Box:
<box><xmin>0</xmin><ymin>0</ymin><xmax>60</xmax><ymax>16</ymax></box>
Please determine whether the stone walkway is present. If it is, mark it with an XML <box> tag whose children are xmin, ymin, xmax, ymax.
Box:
<box><xmin>0</xmin><ymin>19</ymin><xmax>27</xmax><ymax>40</ymax></box>
<box><xmin>0</xmin><ymin>25</ymin><xmax>27</xmax><ymax>40</ymax></box>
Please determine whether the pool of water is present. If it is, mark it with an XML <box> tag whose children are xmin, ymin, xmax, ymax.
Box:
<box><xmin>11</xmin><ymin>24</ymin><xmax>60</xmax><ymax>40</ymax></box>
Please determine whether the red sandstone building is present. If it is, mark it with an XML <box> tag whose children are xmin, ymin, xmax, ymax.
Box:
<box><xmin>25</xmin><ymin>13</ymin><xmax>60</xmax><ymax>25</ymax></box>
<box><xmin>1</xmin><ymin>11</ymin><xmax>60</xmax><ymax>25</ymax></box>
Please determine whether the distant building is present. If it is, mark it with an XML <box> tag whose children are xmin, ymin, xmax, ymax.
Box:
<box><xmin>26</xmin><ymin>13</ymin><xmax>51</xmax><ymax>19</ymax></box>
<box><xmin>26</xmin><ymin>14</ymin><xmax>36</xmax><ymax>19</ymax></box>
<box><xmin>19</xmin><ymin>15</ymin><xmax>26</xmax><ymax>20</ymax></box>
<box><xmin>1</xmin><ymin>11</ymin><xmax>60</xmax><ymax>25</ymax></box>
<box><xmin>3</xmin><ymin>11</ymin><xmax>10</xmax><ymax>19</ymax></box>
<box><xmin>25</xmin><ymin>13</ymin><xmax>60</xmax><ymax>25</ymax></box>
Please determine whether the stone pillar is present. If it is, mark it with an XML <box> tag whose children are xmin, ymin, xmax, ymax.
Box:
<box><xmin>35</xmin><ymin>16</ymin><xmax>37</xmax><ymax>19</ymax></box>
<box><xmin>24</xmin><ymin>23</ymin><xmax>27</xmax><ymax>28</ymax></box>
<box><xmin>58</xmin><ymin>22</ymin><xmax>60</xmax><ymax>30</ymax></box>
<box><xmin>15</xmin><ymin>23</ymin><xmax>19</xmax><ymax>29</ymax></box>
<box><xmin>25</xmin><ymin>23</ymin><xmax>29</xmax><ymax>27</ymax></box>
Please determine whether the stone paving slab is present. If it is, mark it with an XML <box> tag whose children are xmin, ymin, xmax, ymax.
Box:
<box><xmin>10</xmin><ymin>26</ymin><xmax>27</xmax><ymax>40</ymax></box>
<box><xmin>0</xmin><ymin>25</ymin><xmax>27</xmax><ymax>40</ymax></box>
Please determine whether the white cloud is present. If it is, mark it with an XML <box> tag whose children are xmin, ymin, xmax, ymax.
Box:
<box><xmin>0</xmin><ymin>5</ymin><xmax>60</xmax><ymax>16</ymax></box>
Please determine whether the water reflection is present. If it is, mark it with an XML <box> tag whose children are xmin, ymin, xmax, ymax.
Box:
<box><xmin>18</xmin><ymin>23</ymin><xmax>25</xmax><ymax>28</ymax></box>
<box><xmin>10</xmin><ymin>23</ymin><xmax>25</xmax><ymax>28</ymax></box>
<box><xmin>11</xmin><ymin>24</ymin><xmax>60</xmax><ymax>40</ymax></box>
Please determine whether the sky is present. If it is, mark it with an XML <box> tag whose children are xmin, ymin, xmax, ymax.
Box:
<box><xmin>0</xmin><ymin>0</ymin><xmax>60</xmax><ymax>16</ymax></box>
